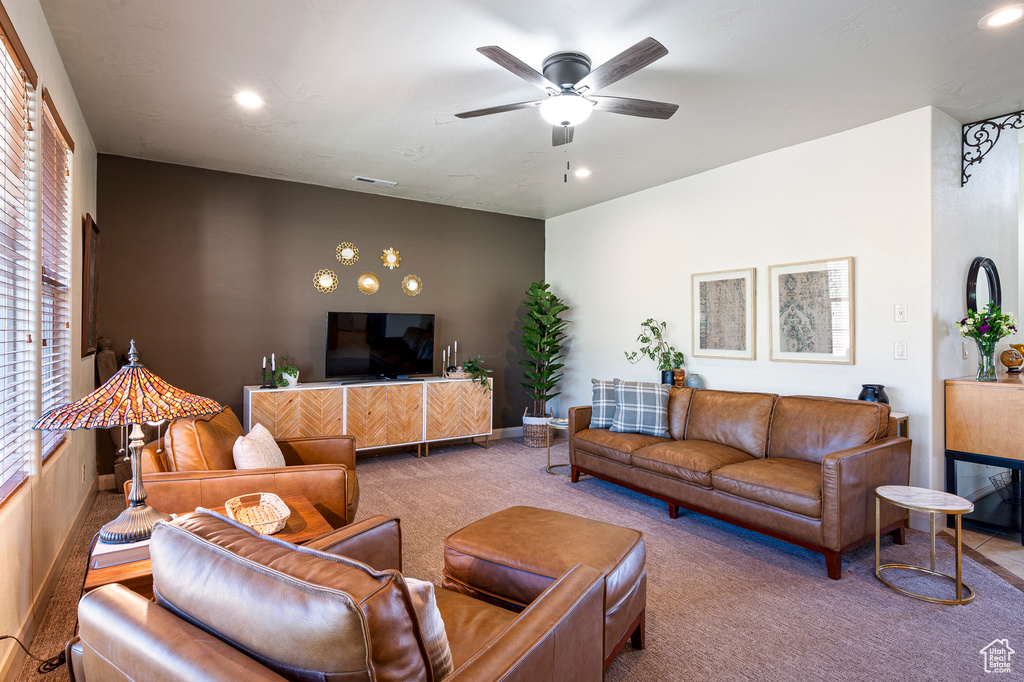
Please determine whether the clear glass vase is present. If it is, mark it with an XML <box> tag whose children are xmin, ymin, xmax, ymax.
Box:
<box><xmin>976</xmin><ymin>339</ymin><xmax>998</xmax><ymax>381</ymax></box>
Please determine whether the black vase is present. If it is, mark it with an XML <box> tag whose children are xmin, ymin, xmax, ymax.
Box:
<box><xmin>857</xmin><ymin>384</ymin><xmax>889</xmax><ymax>404</ymax></box>
<box><xmin>661</xmin><ymin>370</ymin><xmax>674</xmax><ymax>385</ymax></box>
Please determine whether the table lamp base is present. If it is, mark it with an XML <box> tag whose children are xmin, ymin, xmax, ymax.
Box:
<box><xmin>99</xmin><ymin>503</ymin><xmax>173</xmax><ymax>544</ymax></box>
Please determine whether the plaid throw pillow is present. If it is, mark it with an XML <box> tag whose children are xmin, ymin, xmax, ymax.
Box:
<box><xmin>591</xmin><ymin>379</ymin><xmax>616</xmax><ymax>428</ymax></box>
<box><xmin>610</xmin><ymin>380</ymin><xmax>670</xmax><ymax>437</ymax></box>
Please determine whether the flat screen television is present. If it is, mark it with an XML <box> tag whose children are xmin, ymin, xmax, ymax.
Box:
<box><xmin>326</xmin><ymin>312</ymin><xmax>435</xmax><ymax>379</ymax></box>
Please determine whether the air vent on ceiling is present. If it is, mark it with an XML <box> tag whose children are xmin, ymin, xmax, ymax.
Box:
<box><xmin>352</xmin><ymin>176</ymin><xmax>397</xmax><ymax>188</ymax></box>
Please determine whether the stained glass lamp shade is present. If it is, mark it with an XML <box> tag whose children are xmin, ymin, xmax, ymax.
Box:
<box><xmin>34</xmin><ymin>340</ymin><xmax>222</xmax><ymax>543</ymax></box>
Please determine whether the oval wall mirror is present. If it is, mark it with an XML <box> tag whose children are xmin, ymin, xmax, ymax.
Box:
<box><xmin>966</xmin><ymin>256</ymin><xmax>1001</xmax><ymax>313</ymax></box>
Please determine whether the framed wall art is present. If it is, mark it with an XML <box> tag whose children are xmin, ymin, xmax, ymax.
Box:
<box><xmin>691</xmin><ymin>268</ymin><xmax>755</xmax><ymax>360</ymax></box>
<box><xmin>81</xmin><ymin>213</ymin><xmax>99</xmax><ymax>357</ymax></box>
<box><xmin>769</xmin><ymin>257</ymin><xmax>854</xmax><ymax>364</ymax></box>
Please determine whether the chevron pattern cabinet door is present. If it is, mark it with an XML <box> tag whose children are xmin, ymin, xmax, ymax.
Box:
<box><xmin>298</xmin><ymin>389</ymin><xmax>345</xmax><ymax>437</ymax></box>
<box><xmin>274</xmin><ymin>392</ymin><xmax>302</xmax><ymax>439</ymax></box>
<box><xmin>249</xmin><ymin>392</ymin><xmax>278</xmax><ymax>435</ymax></box>
<box><xmin>426</xmin><ymin>382</ymin><xmax>461</xmax><ymax>440</ymax></box>
<box><xmin>387</xmin><ymin>384</ymin><xmax>423</xmax><ymax>445</ymax></box>
<box><xmin>460</xmin><ymin>380</ymin><xmax>492</xmax><ymax>436</ymax></box>
<box><xmin>347</xmin><ymin>386</ymin><xmax>387</xmax><ymax>448</ymax></box>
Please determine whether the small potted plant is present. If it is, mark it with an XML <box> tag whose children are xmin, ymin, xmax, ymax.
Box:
<box><xmin>625</xmin><ymin>318</ymin><xmax>685</xmax><ymax>385</ymax></box>
<box><xmin>273</xmin><ymin>357</ymin><xmax>300</xmax><ymax>387</ymax></box>
<box><xmin>519</xmin><ymin>281</ymin><xmax>569</xmax><ymax>448</ymax></box>
<box><xmin>460</xmin><ymin>356</ymin><xmax>493</xmax><ymax>393</ymax></box>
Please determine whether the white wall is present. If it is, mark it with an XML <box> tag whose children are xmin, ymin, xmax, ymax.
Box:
<box><xmin>0</xmin><ymin>1</ymin><xmax>97</xmax><ymax>678</ymax></box>
<box><xmin>931</xmin><ymin>109</ymin><xmax>1019</xmax><ymax>498</ymax></box>
<box><xmin>548</xmin><ymin>108</ymin><xmax>943</xmax><ymax>491</ymax></box>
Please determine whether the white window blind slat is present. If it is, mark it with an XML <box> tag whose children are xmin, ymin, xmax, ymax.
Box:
<box><xmin>0</xmin><ymin>30</ymin><xmax>32</xmax><ymax>500</ymax></box>
<box><xmin>39</xmin><ymin>100</ymin><xmax>70</xmax><ymax>460</ymax></box>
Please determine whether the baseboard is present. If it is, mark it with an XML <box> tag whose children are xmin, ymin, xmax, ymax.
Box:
<box><xmin>493</xmin><ymin>426</ymin><xmax>523</xmax><ymax>439</ymax></box>
<box><xmin>97</xmin><ymin>474</ymin><xmax>115</xmax><ymax>491</ymax></box>
<box><xmin>0</xmin><ymin>480</ymin><xmax>97</xmax><ymax>682</ymax></box>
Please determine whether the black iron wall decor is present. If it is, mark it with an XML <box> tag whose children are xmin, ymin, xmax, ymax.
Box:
<box><xmin>962</xmin><ymin>109</ymin><xmax>1024</xmax><ymax>186</ymax></box>
<box><xmin>966</xmin><ymin>256</ymin><xmax>1001</xmax><ymax>313</ymax></box>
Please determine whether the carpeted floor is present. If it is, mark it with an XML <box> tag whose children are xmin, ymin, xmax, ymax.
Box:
<box><xmin>19</xmin><ymin>437</ymin><xmax>1024</xmax><ymax>680</ymax></box>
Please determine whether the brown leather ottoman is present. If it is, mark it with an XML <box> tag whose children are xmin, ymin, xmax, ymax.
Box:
<box><xmin>442</xmin><ymin>506</ymin><xmax>646</xmax><ymax>669</ymax></box>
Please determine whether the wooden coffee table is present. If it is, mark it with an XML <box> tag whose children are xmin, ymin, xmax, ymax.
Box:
<box><xmin>84</xmin><ymin>493</ymin><xmax>333</xmax><ymax>599</ymax></box>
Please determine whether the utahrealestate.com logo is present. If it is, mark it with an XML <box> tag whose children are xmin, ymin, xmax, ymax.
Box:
<box><xmin>980</xmin><ymin>639</ymin><xmax>1015</xmax><ymax>674</ymax></box>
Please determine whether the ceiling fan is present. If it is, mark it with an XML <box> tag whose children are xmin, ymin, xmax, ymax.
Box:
<box><xmin>455</xmin><ymin>37</ymin><xmax>678</xmax><ymax>146</ymax></box>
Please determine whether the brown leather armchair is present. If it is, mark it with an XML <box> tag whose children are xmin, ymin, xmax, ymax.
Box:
<box><xmin>130</xmin><ymin>407</ymin><xmax>358</xmax><ymax>527</ymax></box>
<box><xmin>68</xmin><ymin>512</ymin><xmax>605</xmax><ymax>681</ymax></box>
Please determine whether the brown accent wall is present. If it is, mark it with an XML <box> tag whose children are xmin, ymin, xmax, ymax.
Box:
<box><xmin>97</xmin><ymin>155</ymin><xmax>543</xmax><ymax>465</ymax></box>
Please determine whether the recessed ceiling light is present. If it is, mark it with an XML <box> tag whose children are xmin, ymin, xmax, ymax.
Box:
<box><xmin>979</xmin><ymin>4</ymin><xmax>1024</xmax><ymax>28</ymax></box>
<box><xmin>574</xmin><ymin>168</ymin><xmax>593</xmax><ymax>178</ymax></box>
<box><xmin>232</xmin><ymin>91</ymin><xmax>265</xmax><ymax>108</ymax></box>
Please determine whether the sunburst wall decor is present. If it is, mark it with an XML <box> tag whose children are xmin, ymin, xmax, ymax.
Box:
<box><xmin>381</xmin><ymin>247</ymin><xmax>402</xmax><ymax>269</ymax></box>
<box><xmin>336</xmin><ymin>242</ymin><xmax>359</xmax><ymax>265</ymax></box>
<box><xmin>357</xmin><ymin>272</ymin><xmax>380</xmax><ymax>295</ymax></box>
<box><xmin>313</xmin><ymin>269</ymin><xmax>338</xmax><ymax>293</ymax></box>
<box><xmin>402</xmin><ymin>274</ymin><xmax>423</xmax><ymax>296</ymax></box>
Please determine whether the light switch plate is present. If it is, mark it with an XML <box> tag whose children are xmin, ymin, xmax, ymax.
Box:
<box><xmin>894</xmin><ymin>341</ymin><xmax>907</xmax><ymax>360</ymax></box>
<box><xmin>894</xmin><ymin>304</ymin><xmax>908</xmax><ymax>323</ymax></box>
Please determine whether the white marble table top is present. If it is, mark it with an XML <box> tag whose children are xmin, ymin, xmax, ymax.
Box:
<box><xmin>875</xmin><ymin>485</ymin><xmax>974</xmax><ymax>513</ymax></box>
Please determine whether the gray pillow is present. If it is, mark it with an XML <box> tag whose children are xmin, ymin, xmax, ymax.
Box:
<box><xmin>591</xmin><ymin>379</ymin><xmax>616</xmax><ymax>428</ymax></box>
<box><xmin>610</xmin><ymin>379</ymin><xmax>670</xmax><ymax>437</ymax></box>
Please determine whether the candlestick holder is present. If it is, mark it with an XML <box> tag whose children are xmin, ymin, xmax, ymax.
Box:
<box><xmin>260</xmin><ymin>367</ymin><xmax>273</xmax><ymax>389</ymax></box>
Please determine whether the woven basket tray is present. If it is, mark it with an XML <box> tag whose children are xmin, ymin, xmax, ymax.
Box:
<box><xmin>226</xmin><ymin>492</ymin><xmax>291</xmax><ymax>534</ymax></box>
<box><xmin>445</xmin><ymin>371</ymin><xmax>473</xmax><ymax>379</ymax></box>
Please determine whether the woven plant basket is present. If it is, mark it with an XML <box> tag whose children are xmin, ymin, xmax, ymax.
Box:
<box><xmin>522</xmin><ymin>408</ymin><xmax>552</xmax><ymax>448</ymax></box>
<box><xmin>445</xmin><ymin>371</ymin><xmax>473</xmax><ymax>379</ymax></box>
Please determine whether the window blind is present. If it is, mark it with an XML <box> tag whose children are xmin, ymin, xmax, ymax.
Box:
<box><xmin>40</xmin><ymin>97</ymin><xmax>70</xmax><ymax>459</ymax></box>
<box><xmin>0</xmin><ymin>32</ymin><xmax>33</xmax><ymax>500</ymax></box>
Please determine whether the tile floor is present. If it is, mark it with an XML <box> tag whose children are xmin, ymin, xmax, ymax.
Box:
<box><xmin>961</xmin><ymin>528</ymin><xmax>1024</xmax><ymax>579</ymax></box>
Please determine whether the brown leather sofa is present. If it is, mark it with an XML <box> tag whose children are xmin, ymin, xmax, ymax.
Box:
<box><xmin>131</xmin><ymin>407</ymin><xmax>359</xmax><ymax>527</ymax></box>
<box><xmin>68</xmin><ymin>511</ymin><xmax>606</xmax><ymax>681</ymax></box>
<box><xmin>569</xmin><ymin>388</ymin><xmax>912</xmax><ymax>579</ymax></box>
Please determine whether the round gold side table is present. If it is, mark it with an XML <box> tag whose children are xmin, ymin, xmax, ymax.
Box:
<box><xmin>546</xmin><ymin>418</ymin><xmax>570</xmax><ymax>476</ymax></box>
<box><xmin>874</xmin><ymin>485</ymin><xmax>975</xmax><ymax>605</ymax></box>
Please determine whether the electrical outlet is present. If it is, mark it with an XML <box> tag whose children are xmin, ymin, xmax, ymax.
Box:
<box><xmin>894</xmin><ymin>304</ymin><xmax>908</xmax><ymax>323</ymax></box>
<box><xmin>894</xmin><ymin>341</ymin><xmax>907</xmax><ymax>360</ymax></box>
<box><xmin>963</xmin><ymin>341</ymin><xmax>970</xmax><ymax>360</ymax></box>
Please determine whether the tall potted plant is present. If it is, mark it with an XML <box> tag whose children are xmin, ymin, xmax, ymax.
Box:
<box><xmin>519</xmin><ymin>281</ymin><xmax>569</xmax><ymax>448</ymax></box>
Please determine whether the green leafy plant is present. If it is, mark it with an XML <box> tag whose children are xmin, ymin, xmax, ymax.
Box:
<box><xmin>273</xmin><ymin>357</ymin><xmax>299</xmax><ymax>387</ymax></box>
<box><xmin>519</xmin><ymin>281</ymin><xmax>569</xmax><ymax>418</ymax></box>
<box><xmin>955</xmin><ymin>303</ymin><xmax>1018</xmax><ymax>343</ymax></box>
<box><xmin>461</xmin><ymin>356</ymin><xmax>493</xmax><ymax>394</ymax></box>
<box><xmin>625</xmin><ymin>318</ymin><xmax>685</xmax><ymax>371</ymax></box>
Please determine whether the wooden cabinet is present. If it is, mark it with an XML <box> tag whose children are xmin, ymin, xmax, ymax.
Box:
<box><xmin>460</xmin><ymin>381</ymin><xmax>491</xmax><ymax>436</ymax></box>
<box><xmin>244</xmin><ymin>378</ymin><xmax>491</xmax><ymax>452</ymax></box>
<box><xmin>387</xmin><ymin>384</ymin><xmax>423</xmax><ymax>445</ymax></box>
<box><xmin>426</xmin><ymin>381</ymin><xmax>461</xmax><ymax>440</ymax></box>
<box><xmin>946</xmin><ymin>376</ymin><xmax>1024</xmax><ymax>461</ymax></box>
<box><xmin>347</xmin><ymin>385</ymin><xmax>388</xmax><ymax>448</ymax></box>
<box><xmin>944</xmin><ymin>374</ymin><xmax>1024</xmax><ymax>544</ymax></box>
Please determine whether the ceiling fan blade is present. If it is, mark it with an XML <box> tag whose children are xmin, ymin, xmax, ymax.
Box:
<box><xmin>455</xmin><ymin>100</ymin><xmax>544</xmax><ymax>119</ymax></box>
<box><xmin>573</xmin><ymin>37</ymin><xmax>668</xmax><ymax>93</ymax></box>
<box><xmin>477</xmin><ymin>46</ymin><xmax>560</xmax><ymax>93</ymax></box>
<box><xmin>590</xmin><ymin>95</ymin><xmax>678</xmax><ymax>119</ymax></box>
<box><xmin>552</xmin><ymin>126</ymin><xmax>575</xmax><ymax>146</ymax></box>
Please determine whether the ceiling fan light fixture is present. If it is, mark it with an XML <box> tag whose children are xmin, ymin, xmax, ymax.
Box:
<box><xmin>232</xmin><ymin>91</ymin><xmax>265</xmax><ymax>108</ymax></box>
<box><xmin>979</xmin><ymin>4</ymin><xmax>1024</xmax><ymax>28</ymax></box>
<box><xmin>540</xmin><ymin>94</ymin><xmax>593</xmax><ymax>127</ymax></box>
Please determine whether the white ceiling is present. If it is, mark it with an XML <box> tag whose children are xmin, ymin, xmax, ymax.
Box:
<box><xmin>39</xmin><ymin>0</ymin><xmax>1024</xmax><ymax>219</ymax></box>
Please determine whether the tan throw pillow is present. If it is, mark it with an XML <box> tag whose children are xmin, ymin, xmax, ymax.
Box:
<box><xmin>404</xmin><ymin>577</ymin><xmax>454</xmax><ymax>681</ymax></box>
<box><xmin>232</xmin><ymin>423</ymin><xmax>286</xmax><ymax>469</ymax></box>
